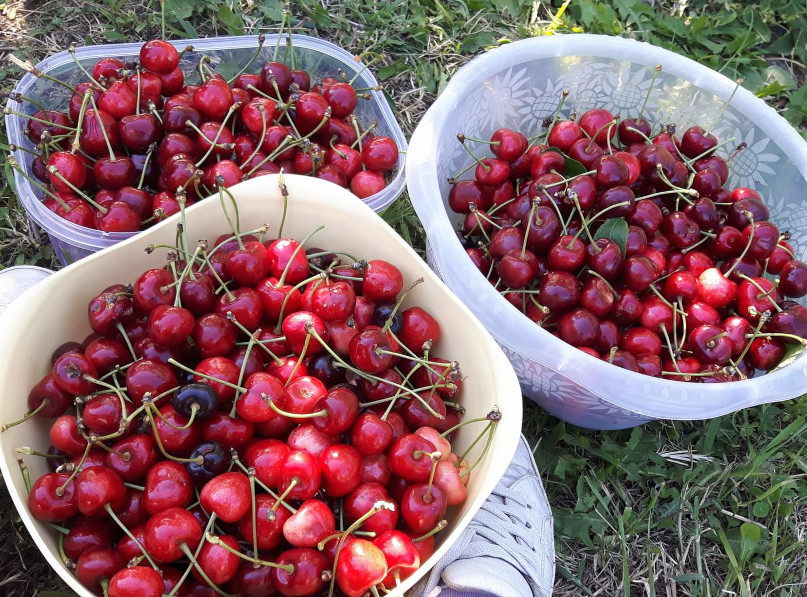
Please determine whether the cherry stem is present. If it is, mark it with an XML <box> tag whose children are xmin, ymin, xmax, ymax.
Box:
<box><xmin>249</xmin><ymin>472</ymin><xmax>259</xmax><ymax>559</ymax></box>
<box><xmin>17</xmin><ymin>458</ymin><xmax>31</xmax><ymax>493</ymax></box>
<box><xmin>540</xmin><ymin>89</ymin><xmax>570</xmax><ymax>148</ymax></box>
<box><xmin>150</xmin><ymin>401</ymin><xmax>198</xmax><ymax>430</ymax></box>
<box><xmin>439</xmin><ymin>415</ymin><xmax>490</xmax><ymax>438</ymax></box>
<box><xmin>70</xmin><ymin>90</ymin><xmax>92</xmax><ymax>154</ymax></box>
<box><xmin>104</xmin><ymin>503</ymin><xmax>160</xmax><ymax>569</ymax></box>
<box><xmin>46</xmin><ymin>166</ymin><xmax>108</xmax><ymax>213</ymax></box>
<box><xmin>521</xmin><ymin>202</ymin><xmax>537</xmax><ymax>258</ymax></box>
<box><xmin>625</xmin><ymin>126</ymin><xmax>652</xmax><ymax>144</ymax></box>
<box><xmin>456</xmin><ymin>134</ymin><xmax>486</xmax><ymax>169</ymax></box>
<box><xmin>570</xmin><ymin>194</ymin><xmax>597</xmax><ymax>246</ymax></box>
<box><xmin>284</xmin><ymin>335</ymin><xmax>311</xmax><ymax>386</ymax></box>
<box><xmin>1</xmin><ymin>400</ymin><xmax>48</xmax><ymax>432</ymax></box>
<box><xmin>658</xmin><ymin>323</ymin><xmax>682</xmax><ymax>370</ymax></box>
<box><xmin>230</xmin><ymin>457</ymin><xmax>297</xmax><ymax>513</ymax></box>
<box><xmin>7</xmin><ymin>157</ymin><xmax>72</xmax><ymax>211</ymax></box>
<box><xmin>706</xmin><ymin>79</ymin><xmax>743</xmax><ymax>136</ymax></box>
<box><xmin>586</xmin><ymin>119</ymin><xmax>617</xmax><ymax>152</ymax></box>
<box><xmin>272</xmin><ymin>479</ymin><xmax>299</xmax><ymax>511</ymax></box>
<box><xmin>54</xmin><ymin>442</ymin><xmax>91</xmax><ymax>496</ymax></box>
<box><xmin>325</xmin><ymin>501</ymin><xmax>396</xmax><ymax>596</ymax></box>
<box><xmin>198</xmin><ymin>251</ymin><xmax>235</xmax><ymax>301</ymax></box>
<box><xmin>425</xmin><ymin>451</ymin><xmax>441</xmax><ymax>501</ymax></box>
<box><xmin>145</xmin><ymin>405</ymin><xmax>204</xmax><ymax>464</ymax></box>
<box><xmin>15</xmin><ymin>445</ymin><xmax>63</xmax><ymax>458</ymax></box>
<box><xmin>459</xmin><ymin>419</ymin><xmax>498</xmax><ymax>479</ymax></box>
<box><xmin>382</xmin><ymin>278</ymin><xmax>424</xmax><ymax>333</ymax></box>
<box><xmin>232</xmin><ymin>322</ymin><xmax>283</xmax><ymax>367</ymax></box>
<box><xmin>412</xmin><ymin>519</ymin><xmax>448</xmax><ymax>543</ymax></box>
<box><xmin>724</xmin><ymin>214</ymin><xmax>755</xmax><ymax>277</ymax></box>
<box><xmin>205</xmin><ymin>533</ymin><xmax>294</xmax><ymax>573</ymax></box>
<box><xmin>86</xmin><ymin>93</ymin><xmax>117</xmax><ymax>162</ymax></box>
<box><xmin>310</xmin><ymin>328</ymin><xmax>444</xmax><ymax>419</ymax></box>
<box><xmin>736</xmin><ymin>273</ymin><xmax>783</xmax><ymax>312</ymax></box>
<box><xmin>229</xmin><ymin>34</ymin><xmax>266</xmax><ymax>84</ymax></box>
<box><xmin>179</xmin><ymin>542</ymin><xmax>234</xmax><ymax>597</ymax></box>
<box><xmin>747</xmin><ymin>332</ymin><xmax>807</xmax><ymax>345</ymax></box>
<box><xmin>6</xmin><ymin>91</ymin><xmax>48</xmax><ymax>112</ymax></box>
<box><xmin>167</xmin><ymin>358</ymin><xmax>247</xmax><ymax>393</ymax></box>
<box><xmin>240</xmin><ymin>106</ymin><xmax>268</xmax><ymax>170</ymax></box>
<box><xmin>266</xmin><ymin>397</ymin><xmax>327</xmax><ymax>419</ymax></box>
<box><xmin>677</xmin><ymin>297</ymin><xmax>687</xmax><ymax>352</ymax></box>
<box><xmin>194</xmin><ymin>105</ymin><xmax>240</xmax><ymax>167</ymax></box>
<box><xmin>638</xmin><ymin>65</ymin><xmax>662</xmax><ymax>121</ymax></box>
<box><xmin>4</xmin><ymin>107</ymin><xmax>78</xmax><ymax>130</ymax></box>
<box><xmin>277</xmin><ymin>224</ymin><xmax>326</xmax><ymax>288</ymax></box>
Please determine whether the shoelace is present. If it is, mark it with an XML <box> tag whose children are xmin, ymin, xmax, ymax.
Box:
<box><xmin>467</xmin><ymin>483</ymin><xmax>547</xmax><ymax>584</ymax></box>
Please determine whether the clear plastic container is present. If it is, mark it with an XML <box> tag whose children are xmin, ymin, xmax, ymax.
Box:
<box><xmin>5</xmin><ymin>34</ymin><xmax>407</xmax><ymax>265</ymax></box>
<box><xmin>407</xmin><ymin>34</ymin><xmax>807</xmax><ymax>430</ymax></box>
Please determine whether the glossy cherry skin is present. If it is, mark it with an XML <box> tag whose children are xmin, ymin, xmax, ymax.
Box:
<box><xmin>539</xmin><ymin>270</ymin><xmax>581</xmax><ymax>312</ymax></box>
<box><xmin>310</xmin><ymin>386</ymin><xmax>360</xmax><ymax>435</ymax></box>
<box><xmin>350</xmin><ymin>411</ymin><xmax>394</xmax><ymax>455</ymax></box>
<box><xmin>186</xmin><ymin>440</ymin><xmax>230</xmax><ymax>485</ymax></box>
<box><xmin>344</xmin><ymin>482</ymin><xmax>399</xmax><ymax>534</ymax></box>
<box><xmin>244</xmin><ymin>438</ymin><xmax>290</xmax><ymax>489</ymax></box>
<box><xmin>49</xmin><ymin>414</ymin><xmax>88</xmax><ymax>456</ymax></box>
<box><xmin>738</xmin><ymin>277</ymin><xmax>781</xmax><ymax>320</ymax></box>
<box><xmin>148</xmin><ymin>305</ymin><xmax>195</xmax><ymax>348</ymax></box>
<box><xmin>319</xmin><ymin>443</ymin><xmax>363</xmax><ymax>497</ymax></box>
<box><xmin>238</xmin><ymin>493</ymin><xmax>290</xmax><ymax>551</ymax></box>
<box><xmin>52</xmin><ymin>352</ymin><xmax>98</xmax><ymax>396</ymax></box>
<box><xmin>272</xmin><ymin>548</ymin><xmax>329</xmax><ymax>596</ymax></box>
<box><xmin>401</xmin><ymin>483</ymin><xmax>448</xmax><ymax>534</ymax></box>
<box><xmin>361</xmin><ymin>259</ymin><xmax>404</xmax><ymax>302</ymax></box>
<box><xmin>193</xmin><ymin>313</ymin><xmax>237</xmax><ymax>358</ymax></box>
<box><xmin>336</xmin><ymin>538</ymin><xmax>389</xmax><ymax>597</ymax></box>
<box><xmin>688</xmin><ymin>324</ymin><xmax>732</xmax><ymax>366</ymax></box>
<box><xmin>780</xmin><ymin>260</ymin><xmax>807</xmax><ymax>298</ymax></box>
<box><xmin>74</xmin><ymin>466</ymin><xmax>125</xmax><ymax>516</ymax></box>
<box><xmin>27</xmin><ymin>373</ymin><xmax>72</xmax><ymax>419</ymax></box>
<box><xmin>349</xmin><ymin>326</ymin><xmax>397</xmax><ymax>374</ymax></box>
<box><xmin>125</xmin><ymin>358</ymin><xmax>177</xmax><ymax>406</ymax></box>
<box><xmin>75</xmin><ymin>546</ymin><xmax>125</xmax><ymax>593</ymax></box>
<box><xmin>28</xmin><ymin>472</ymin><xmax>77</xmax><ymax>522</ymax></box>
<box><xmin>139</xmin><ymin>39</ymin><xmax>179</xmax><ymax>73</ymax></box>
<box><xmin>144</xmin><ymin>460</ymin><xmax>193</xmax><ymax>515</ymax></box>
<box><xmin>388</xmin><ymin>433</ymin><xmax>437</xmax><ymax>483</ymax></box>
<box><xmin>105</xmin><ymin>434</ymin><xmax>157</xmax><ymax>482</ymax></box>
<box><xmin>558</xmin><ymin>308</ymin><xmax>600</xmax><ymax>347</ymax></box>
<box><xmin>154</xmin><ymin>404</ymin><xmax>203</xmax><ymax>456</ymax></box>
<box><xmin>144</xmin><ymin>506</ymin><xmax>203</xmax><ymax>563</ymax></box>
<box><xmin>279</xmin><ymin>450</ymin><xmax>321</xmax><ymax>500</ymax></box>
<box><xmin>84</xmin><ymin>337</ymin><xmax>130</xmax><ymax>374</ymax></box>
<box><xmin>108</xmin><ymin>566</ymin><xmax>164</xmax><ymax>597</ymax></box>
<box><xmin>133</xmin><ymin>268</ymin><xmax>176</xmax><ymax>314</ymax></box>
<box><xmin>748</xmin><ymin>336</ymin><xmax>785</xmax><ymax>371</ymax></box>
<box><xmin>698</xmin><ymin>268</ymin><xmax>738</xmax><ymax>309</ymax></box>
<box><xmin>194</xmin><ymin>357</ymin><xmax>241</xmax><ymax>404</ymax></box>
<box><xmin>200</xmin><ymin>471</ymin><xmax>251</xmax><ymax>523</ymax></box>
<box><xmin>282</xmin><ymin>498</ymin><xmax>336</xmax><ymax>549</ymax></box>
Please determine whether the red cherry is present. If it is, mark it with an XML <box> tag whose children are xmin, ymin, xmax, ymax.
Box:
<box><xmin>200</xmin><ymin>471</ymin><xmax>252</xmax><ymax>523</ymax></box>
<box><xmin>279</xmin><ymin>450</ymin><xmax>321</xmax><ymax>500</ymax></box>
<box><xmin>193</xmin><ymin>534</ymin><xmax>241</xmax><ymax>586</ymax></box>
<box><xmin>336</xmin><ymin>538</ymin><xmax>389</xmax><ymax>597</ymax></box>
<box><xmin>28</xmin><ymin>472</ymin><xmax>77</xmax><ymax>521</ymax></box>
<box><xmin>74</xmin><ymin>466</ymin><xmax>125</xmax><ymax>516</ymax></box>
<box><xmin>344</xmin><ymin>482</ymin><xmax>399</xmax><ymax>534</ymax></box>
<box><xmin>238</xmin><ymin>494</ymin><xmax>290</xmax><ymax>551</ymax></box>
<box><xmin>271</xmin><ymin>548</ymin><xmax>328</xmax><ymax>596</ymax></box>
<box><xmin>109</xmin><ymin>566</ymin><xmax>164</xmax><ymax>597</ymax></box>
<box><xmin>140</xmin><ymin>39</ymin><xmax>179</xmax><ymax>74</ymax></box>
<box><xmin>144</xmin><ymin>460</ymin><xmax>193</xmax><ymax>515</ymax></box>
<box><xmin>282</xmin><ymin>498</ymin><xmax>336</xmax><ymax>548</ymax></box>
<box><xmin>144</xmin><ymin>506</ymin><xmax>203</xmax><ymax>563</ymax></box>
<box><xmin>106</xmin><ymin>434</ymin><xmax>158</xmax><ymax>483</ymax></box>
<box><xmin>76</xmin><ymin>546</ymin><xmax>124</xmax><ymax>593</ymax></box>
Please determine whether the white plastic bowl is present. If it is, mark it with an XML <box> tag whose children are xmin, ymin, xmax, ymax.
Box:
<box><xmin>407</xmin><ymin>34</ymin><xmax>807</xmax><ymax>430</ymax></box>
<box><xmin>6</xmin><ymin>34</ymin><xmax>407</xmax><ymax>266</ymax></box>
<box><xmin>0</xmin><ymin>175</ymin><xmax>523</xmax><ymax>597</ymax></box>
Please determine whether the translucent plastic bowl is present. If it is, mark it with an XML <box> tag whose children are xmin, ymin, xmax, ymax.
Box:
<box><xmin>0</xmin><ymin>175</ymin><xmax>523</xmax><ymax>597</ymax></box>
<box><xmin>5</xmin><ymin>34</ymin><xmax>407</xmax><ymax>265</ymax></box>
<box><xmin>407</xmin><ymin>34</ymin><xmax>807</xmax><ymax>430</ymax></box>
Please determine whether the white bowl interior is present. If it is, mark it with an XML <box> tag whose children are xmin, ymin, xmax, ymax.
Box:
<box><xmin>407</xmin><ymin>34</ymin><xmax>807</xmax><ymax>425</ymax></box>
<box><xmin>0</xmin><ymin>175</ymin><xmax>521</xmax><ymax>596</ymax></box>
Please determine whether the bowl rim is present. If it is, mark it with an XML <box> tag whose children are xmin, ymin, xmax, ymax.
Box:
<box><xmin>0</xmin><ymin>174</ymin><xmax>523</xmax><ymax>597</ymax></box>
<box><xmin>407</xmin><ymin>34</ymin><xmax>807</xmax><ymax>420</ymax></box>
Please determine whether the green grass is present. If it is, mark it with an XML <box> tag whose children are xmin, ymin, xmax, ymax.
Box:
<box><xmin>1</xmin><ymin>1</ymin><xmax>806</xmax><ymax>595</ymax></box>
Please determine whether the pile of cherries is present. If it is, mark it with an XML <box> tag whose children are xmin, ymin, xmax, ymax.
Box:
<box><xmin>7</xmin><ymin>34</ymin><xmax>399</xmax><ymax>233</ymax></box>
<box><xmin>448</xmin><ymin>103</ymin><xmax>807</xmax><ymax>382</ymax></box>
<box><xmin>8</xmin><ymin>189</ymin><xmax>495</xmax><ymax>597</ymax></box>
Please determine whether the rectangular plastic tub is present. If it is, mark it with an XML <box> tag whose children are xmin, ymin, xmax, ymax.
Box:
<box><xmin>5</xmin><ymin>34</ymin><xmax>407</xmax><ymax>265</ymax></box>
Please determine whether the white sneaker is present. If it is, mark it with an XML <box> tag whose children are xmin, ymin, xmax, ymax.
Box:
<box><xmin>417</xmin><ymin>435</ymin><xmax>555</xmax><ymax>597</ymax></box>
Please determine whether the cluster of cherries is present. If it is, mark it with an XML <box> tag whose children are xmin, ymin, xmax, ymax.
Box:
<box><xmin>7</xmin><ymin>189</ymin><xmax>495</xmax><ymax>597</ymax></box>
<box><xmin>448</xmin><ymin>101</ymin><xmax>807</xmax><ymax>382</ymax></box>
<box><xmin>7</xmin><ymin>34</ymin><xmax>399</xmax><ymax>233</ymax></box>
